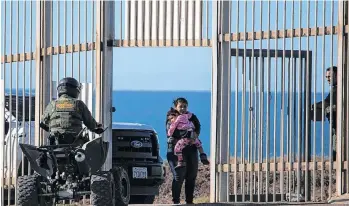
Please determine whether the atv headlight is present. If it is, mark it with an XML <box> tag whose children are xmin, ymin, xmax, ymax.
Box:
<box><xmin>75</xmin><ymin>149</ymin><xmax>85</xmax><ymax>162</ymax></box>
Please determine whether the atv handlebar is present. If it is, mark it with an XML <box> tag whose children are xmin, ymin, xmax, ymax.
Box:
<box><xmin>92</xmin><ymin>127</ymin><xmax>108</xmax><ymax>135</ymax></box>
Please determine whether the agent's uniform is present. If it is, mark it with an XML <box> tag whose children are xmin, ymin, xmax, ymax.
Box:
<box><xmin>41</xmin><ymin>94</ymin><xmax>98</xmax><ymax>145</ymax></box>
<box><xmin>40</xmin><ymin>77</ymin><xmax>99</xmax><ymax>145</ymax></box>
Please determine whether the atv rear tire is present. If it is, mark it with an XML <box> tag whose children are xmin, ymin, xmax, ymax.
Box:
<box><xmin>17</xmin><ymin>174</ymin><xmax>53</xmax><ymax>206</ymax></box>
<box><xmin>90</xmin><ymin>171</ymin><xmax>116</xmax><ymax>206</ymax></box>
<box><xmin>113</xmin><ymin>167</ymin><xmax>130</xmax><ymax>206</ymax></box>
<box><xmin>17</xmin><ymin>175</ymin><xmax>39</xmax><ymax>206</ymax></box>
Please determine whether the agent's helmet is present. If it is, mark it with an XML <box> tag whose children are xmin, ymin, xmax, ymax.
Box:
<box><xmin>57</xmin><ymin>77</ymin><xmax>82</xmax><ymax>98</ymax></box>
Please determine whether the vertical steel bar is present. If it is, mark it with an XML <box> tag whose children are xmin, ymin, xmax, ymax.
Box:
<box><xmin>273</xmin><ymin>0</ymin><xmax>278</xmax><ymax>202</ymax></box>
<box><xmin>210</xmin><ymin>1</ymin><xmax>218</xmax><ymax>202</ymax></box>
<box><xmin>166</xmin><ymin>0</ymin><xmax>173</xmax><ymax>45</ymax></box>
<box><xmin>194</xmin><ymin>0</ymin><xmax>202</xmax><ymax>45</ymax></box>
<box><xmin>91</xmin><ymin>0</ymin><xmax>95</xmax><ymax>117</ymax></box>
<box><xmin>130</xmin><ymin>0</ymin><xmax>136</xmax><ymax>45</ymax></box>
<box><xmin>187</xmin><ymin>0</ymin><xmax>194</xmax><ymax>42</ymax></box>
<box><xmin>346</xmin><ymin>0</ymin><xmax>349</xmax><ymax>195</ymax></box>
<box><xmin>248</xmin><ymin>56</ymin><xmax>253</xmax><ymax>201</ymax></box>
<box><xmin>15</xmin><ymin>1</ymin><xmax>20</xmax><ymax>201</ymax></box>
<box><xmin>42</xmin><ymin>0</ymin><xmax>47</xmax><ymax>145</ymax></box>
<box><xmin>158</xmin><ymin>0</ymin><xmax>165</xmax><ymax>46</ymax></box>
<box><xmin>265</xmin><ymin>0</ymin><xmax>271</xmax><ymax>201</ymax></box>
<box><xmin>305</xmin><ymin>0</ymin><xmax>311</xmax><ymax>201</ymax></box>
<box><xmin>287</xmin><ymin>57</ymin><xmax>291</xmax><ymax>197</ymax></box>
<box><xmin>258</xmin><ymin>0</ymin><xmax>264</xmax><ymax>202</ymax></box>
<box><xmin>92</xmin><ymin>1</ymin><xmax>97</xmax><ymax>90</ymax></box>
<box><xmin>206</xmin><ymin>0</ymin><xmax>209</xmax><ymax>39</ymax></box>
<box><xmin>180</xmin><ymin>0</ymin><xmax>187</xmax><ymax>46</ymax></box>
<box><xmin>321</xmin><ymin>0</ymin><xmax>325</xmax><ymax>200</ymax></box>
<box><xmin>96</xmin><ymin>0</ymin><xmax>114</xmax><ymax>171</ymax></box>
<box><xmin>85</xmin><ymin>1</ymin><xmax>88</xmax><ymax>84</ymax></box>
<box><xmin>78</xmin><ymin>0</ymin><xmax>80</xmax><ymax>81</ymax></box>
<box><xmin>21</xmin><ymin>0</ymin><xmax>26</xmax><ymax>177</ymax></box>
<box><xmin>64</xmin><ymin>0</ymin><xmax>67</xmax><ymax>77</ymax></box>
<box><xmin>35</xmin><ymin>0</ymin><xmax>52</xmax><ymax>150</ymax></box>
<box><xmin>50</xmin><ymin>1</ymin><xmax>53</xmax><ymax>100</ymax></box>
<box><xmin>71</xmin><ymin>0</ymin><xmax>73</xmax><ymax>76</ymax></box>
<box><xmin>125</xmin><ymin>0</ymin><xmax>130</xmax><ymax>45</ymax></box>
<box><xmin>144</xmin><ymin>0</ymin><xmax>150</xmax><ymax>43</ymax></box>
<box><xmin>8</xmin><ymin>2</ymin><xmax>13</xmax><ymax>203</ymax></box>
<box><xmin>28</xmin><ymin>0</ymin><xmax>33</xmax><ymax>174</ymax></box>
<box><xmin>137</xmin><ymin>0</ymin><xmax>144</xmax><ymax>46</ymax></box>
<box><xmin>241</xmin><ymin>0</ymin><xmax>247</xmax><ymax>201</ymax></box>
<box><xmin>251</xmin><ymin>0</ymin><xmax>257</xmax><ymax>196</ymax></box>
<box><xmin>329</xmin><ymin>0</ymin><xmax>334</xmax><ymax>197</ymax></box>
<box><xmin>253</xmin><ymin>55</ymin><xmax>258</xmax><ymax>195</ymax></box>
<box><xmin>228</xmin><ymin>4</ymin><xmax>232</xmax><ymax>196</ymax></box>
<box><xmin>0</xmin><ymin>1</ymin><xmax>6</xmax><ymax>202</ymax></box>
<box><xmin>280</xmin><ymin>1</ymin><xmax>286</xmax><ymax>200</ymax></box>
<box><xmin>234</xmin><ymin>0</ymin><xmax>239</xmax><ymax>202</ymax></box>
<box><xmin>288</xmin><ymin>0</ymin><xmax>295</xmax><ymax>196</ymax></box>
<box><xmin>250</xmin><ymin>0</ymin><xmax>256</xmax><ymax>200</ymax></box>
<box><xmin>218</xmin><ymin>0</ymin><xmax>231</xmax><ymax>201</ymax></box>
<box><xmin>57</xmin><ymin>1</ymin><xmax>60</xmax><ymax>83</ymax></box>
<box><xmin>173</xmin><ymin>0</ymin><xmax>179</xmax><ymax>43</ymax></box>
<box><xmin>313</xmin><ymin>0</ymin><xmax>318</xmax><ymax>200</ymax></box>
<box><xmin>336</xmin><ymin>0</ymin><xmax>345</xmax><ymax>196</ymax></box>
<box><xmin>120</xmin><ymin>0</ymin><xmax>123</xmax><ymax>45</ymax></box>
<box><xmin>247</xmin><ymin>11</ymin><xmax>252</xmax><ymax>204</ymax></box>
<box><xmin>292</xmin><ymin>57</ymin><xmax>296</xmax><ymax>193</ymax></box>
<box><xmin>296</xmin><ymin>1</ymin><xmax>302</xmax><ymax>201</ymax></box>
<box><xmin>151</xmin><ymin>0</ymin><xmax>158</xmax><ymax>46</ymax></box>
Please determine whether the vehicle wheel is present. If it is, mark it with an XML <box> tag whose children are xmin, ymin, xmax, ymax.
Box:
<box><xmin>90</xmin><ymin>171</ymin><xmax>116</xmax><ymax>206</ymax></box>
<box><xmin>129</xmin><ymin>195</ymin><xmax>155</xmax><ymax>204</ymax></box>
<box><xmin>17</xmin><ymin>174</ymin><xmax>53</xmax><ymax>206</ymax></box>
<box><xmin>112</xmin><ymin>167</ymin><xmax>130</xmax><ymax>206</ymax></box>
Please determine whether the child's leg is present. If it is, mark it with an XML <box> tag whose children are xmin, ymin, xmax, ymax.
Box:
<box><xmin>174</xmin><ymin>138</ymin><xmax>190</xmax><ymax>168</ymax></box>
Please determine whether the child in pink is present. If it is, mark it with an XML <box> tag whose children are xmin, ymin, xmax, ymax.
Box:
<box><xmin>168</xmin><ymin>112</ymin><xmax>209</xmax><ymax>168</ymax></box>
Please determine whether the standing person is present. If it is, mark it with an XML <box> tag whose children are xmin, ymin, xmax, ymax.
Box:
<box><xmin>165</xmin><ymin>97</ymin><xmax>202</xmax><ymax>204</ymax></box>
<box><xmin>311</xmin><ymin>66</ymin><xmax>337</xmax><ymax>160</ymax></box>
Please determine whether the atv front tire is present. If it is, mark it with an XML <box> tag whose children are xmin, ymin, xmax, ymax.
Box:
<box><xmin>113</xmin><ymin>167</ymin><xmax>130</xmax><ymax>206</ymax></box>
<box><xmin>17</xmin><ymin>175</ymin><xmax>39</xmax><ymax>206</ymax></box>
<box><xmin>90</xmin><ymin>171</ymin><xmax>116</xmax><ymax>206</ymax></box>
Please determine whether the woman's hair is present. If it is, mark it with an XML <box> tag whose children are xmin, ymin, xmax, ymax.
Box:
<box><xmin>173</xmin><ymin>97</ymin><xmax>188</xmax><ymax>106</ymax></box>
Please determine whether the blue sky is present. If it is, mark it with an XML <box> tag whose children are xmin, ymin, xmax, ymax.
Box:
<box><xmin>1</xmin><ymin>0</ymin><xmax>339</xmax><ymax>93</ymax></box>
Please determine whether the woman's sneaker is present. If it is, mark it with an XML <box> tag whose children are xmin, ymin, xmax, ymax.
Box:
<box><xmin>200</xmin><ymin>153</ymin><xmax>210</xmax><ymax>165</ymax></box>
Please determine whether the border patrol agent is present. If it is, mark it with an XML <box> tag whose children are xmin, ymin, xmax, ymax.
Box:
<box><xmin>40</xmin><ymin>77</ymin><xmax>102</xmax><ymax>145</ymax></box>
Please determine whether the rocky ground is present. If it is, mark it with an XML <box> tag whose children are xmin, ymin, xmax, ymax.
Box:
<box><xmin>154</xmin><ymin>163</ymin><xmax>211</xmax><ymax>204</ymax></box>
<box><xmin>154</xmin><ymin>160</ymin><xmax>337</xmax><ymax>204</ymax></box>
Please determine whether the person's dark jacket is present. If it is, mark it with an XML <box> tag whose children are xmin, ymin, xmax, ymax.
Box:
<box><xmin>313</xmin><ymin>85</ymin><xmax>337</xmax><ymax>130</ymax></box>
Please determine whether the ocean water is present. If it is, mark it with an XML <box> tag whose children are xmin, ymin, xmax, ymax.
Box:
<box><xmin>112</xmin><ymin>91</ymin><xmax>333</xmax><ymax>160</ymax></box>
<box><xmin>4</xmin><ymin>89</ymin><xmax>333</xmax><ymax>160</ymax></box>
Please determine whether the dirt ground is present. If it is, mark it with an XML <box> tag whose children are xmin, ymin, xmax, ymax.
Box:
<box><xmin>154</xmin><ymin>161</ymin><xmax>337</xmax><ymax>204</ymax></box>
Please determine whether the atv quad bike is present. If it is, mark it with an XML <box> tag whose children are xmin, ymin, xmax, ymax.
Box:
<box><xmin>16</xmin><ymin>127</ymin><xmax>130</xmax><ymax>206</ymax></box>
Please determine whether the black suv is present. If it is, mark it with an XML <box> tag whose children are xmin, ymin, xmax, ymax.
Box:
<box><xmin>112</xmin><ymin>122</ymin><xmax>165</xmax><ymax>204</ymax></box>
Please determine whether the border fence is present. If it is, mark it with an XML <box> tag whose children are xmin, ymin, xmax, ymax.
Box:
<box><xmin>1</xmin><ymin>0</ymin><xmax>349</xmax><ymax>205</ymax></box>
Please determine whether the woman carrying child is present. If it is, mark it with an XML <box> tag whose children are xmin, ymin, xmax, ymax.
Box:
<box><xmin>165</xmin><ymin>97</ymin><xmax>209</xmax><ymax>204</ymax></box>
